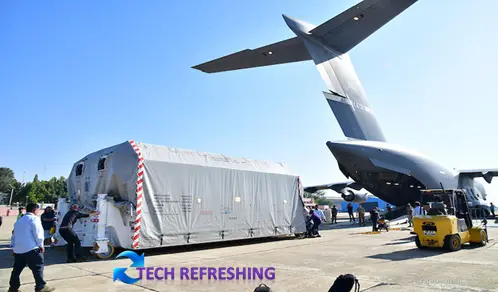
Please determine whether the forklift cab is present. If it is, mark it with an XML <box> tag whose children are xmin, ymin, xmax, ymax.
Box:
<box><xmin>420</xmin><ymin>189</ymin><xmax>472</xmax><ymax>230</ymax></box>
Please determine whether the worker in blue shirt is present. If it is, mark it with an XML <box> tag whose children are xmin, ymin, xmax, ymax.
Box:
<box><xmin>9</xmin><ymin>203</ymin><xmax>55</xmax><ymax>292</ymax></box>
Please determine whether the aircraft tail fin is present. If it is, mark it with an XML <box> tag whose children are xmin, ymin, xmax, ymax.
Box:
<box><xmin>300</xmin><ymin>35</ymin><xmax>386</xmax><ymax>141</ymax></box>
<box><xmin>323</xmin><ymin>90</ymin><xmax>386</xmax><ymax>142</ymax></box>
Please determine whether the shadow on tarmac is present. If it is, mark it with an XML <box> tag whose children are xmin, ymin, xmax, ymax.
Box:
<box><xmin>366</xmin><ymin>248</ymin><xmax>442</xmax><ymax>261</ymax></box>
<box><xmin>321</xmin><ymin>221</ymin><xmax>371</xmax><ymax>231</ymax></box>
<box><xmin>0</xmin><ymin>235</ymin><xmax>297</xmax><ymax>269</ymax></box>
<box><xmin>383</xmin><ymin>240</ymin><xmax>413</xmax><ymax>246</ymax></box>
<box><xmin>367</xmin><ymin>241</ymin><xmax>485</xmax><ymax>262</ymax></box>
<box><xmin>382</xmin><ymin>235</ymin><xmax>416</xmax><ymax>246</ymax></box>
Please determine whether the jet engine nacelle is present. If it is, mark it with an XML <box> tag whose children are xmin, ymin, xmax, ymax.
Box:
<box><xmin>341</xmin><ymin>188</ymin><xmax>368</xmax><ymax>203</ymax></box>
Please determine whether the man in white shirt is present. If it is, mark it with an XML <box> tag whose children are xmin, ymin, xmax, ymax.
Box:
<box><xmin>9</xmin><ymin>203</ymin><xmax>55</xmax><ymax>292</ymax></box>
<box><xmin>412</xmin><ymin>201</ymin><xmax>424</xmax><ymax>218</ymax></box>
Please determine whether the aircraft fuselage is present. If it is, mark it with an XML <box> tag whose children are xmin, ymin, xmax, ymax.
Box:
<box><xmin>327</xmin><ymin>140</ymin><xmax>489</xmax><ymax>210</ymax></box>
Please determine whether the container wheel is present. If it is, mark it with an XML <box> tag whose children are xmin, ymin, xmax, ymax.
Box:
<box><xmin>477</xmin><ymin>230</ymin><xmax>487</xmax><ymax>247</ymax></box>
<box><xmin>93</xmin><ymin>242</ymin><xmax>115</xmax><ymax>259</ymax></box>
<box><xmin>447</xmin><ymin>234</ymin><xmax>461</xmax><ymax>252</ymax></box>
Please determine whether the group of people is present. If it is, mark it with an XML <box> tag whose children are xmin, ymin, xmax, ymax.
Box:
<box><xmin>332</xmin><ymin>203</ymin><xmax>370</xmax><ymax>226</ymax></box>
<box><xmin>345</xmin><ymin>203</ymin><xmax>371</xmax><ymax>226</ymax></box>
<box><xmin>305</xmin><ymin>203</ymin><xmax>386</xmax><ymax>235</ymax></box>
<box><xmin>8</xmin><ymin>203</ymin><xmax>97</xmax><ymax>292</ymax></box>
<box><xmin>12</xmin><ymin>206</ymin><xmax>58</xmax><ymax>245</ymax></box>
<box><xmin>345</xmin><ymin>203</ymin><xmax>388</xmax><ymax>232</ymax></box>
<box><xmin>405</xmin><ymin>201</ymin><xmax>424</xmax><ymax>227</ymax></box>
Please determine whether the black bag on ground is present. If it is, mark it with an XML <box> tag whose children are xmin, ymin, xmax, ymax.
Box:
<box><xmin>254</xmin><ymin>284</ymin><xmax>272</xmax><ymax>292</ymax></box>
<box><xmin>328</xmin><ymin>274</ymin><xmax>360</xmax><ymax>292</ymax></box>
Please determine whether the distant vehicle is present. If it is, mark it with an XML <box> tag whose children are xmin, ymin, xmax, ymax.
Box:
<box><xmin>192</xmin><ymin>0</ymin><xmax>497</xmax><ymax>213</ymax></box>
<box><xmin>377</xmin><ymin>216</ymin><xmax>390</xmax><ymax>232</ymax></box>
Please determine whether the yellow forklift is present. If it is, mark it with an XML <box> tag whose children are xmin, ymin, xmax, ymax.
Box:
<box><xmin>413</xmin><ymin>188</ymin><xmax>488</xmax><ymax>251</ymax></box>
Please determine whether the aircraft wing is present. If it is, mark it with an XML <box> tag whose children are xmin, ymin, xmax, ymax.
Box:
<box><xmin>304</xmin><ymin>181</ymin><xmax>363</xmax><ymax>193</ymax></box>
<box><xmin>458</xmin><ymin>169</ymin><xmax>498</xmax><ymax>184</ymax></box>
<box><xmin>310</xmin><ymin>0</ymin><xmax>418</xmax><ymax>54</ymax></box>
<box><xmin>192</xmin><ymin>37</ymin><xmax>311</xmax><ymax>73</ymax></box>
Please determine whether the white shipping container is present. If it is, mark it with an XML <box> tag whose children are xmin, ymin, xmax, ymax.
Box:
<box><xmin>54</xmin><ymin>140</ymin><xmax>307</xmax><ymax>258</ymax></box>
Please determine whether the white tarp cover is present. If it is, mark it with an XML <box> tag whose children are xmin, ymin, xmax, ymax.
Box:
<box><xmin>67</xmin><ymin>141</ymin><xmax>306</xmax><ymax>249</ymax></box>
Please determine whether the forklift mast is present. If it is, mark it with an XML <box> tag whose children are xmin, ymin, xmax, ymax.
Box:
<box><xmin>454</xmin><ymin>190</ymin><xmax>473</xmax><ymax>229</ymax></box>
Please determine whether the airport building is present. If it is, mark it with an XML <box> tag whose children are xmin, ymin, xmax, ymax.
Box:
<box><xmin>340</xmin><ymin>197</ymin><xmax>394</xmax><ymax>213</ymax></box>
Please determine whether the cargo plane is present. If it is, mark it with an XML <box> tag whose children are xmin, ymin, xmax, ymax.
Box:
<box><xmin>192</xmin><ymin>0</ymin><xmax>497</xmax><ymax>213</ymax></box>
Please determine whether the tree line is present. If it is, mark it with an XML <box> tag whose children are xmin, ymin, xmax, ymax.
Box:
<box><xmin>0</xmin><ymin>167</ymin><xmax>68</xmax><ymax>205</ymax></box>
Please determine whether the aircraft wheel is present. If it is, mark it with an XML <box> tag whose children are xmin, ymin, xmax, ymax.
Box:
<box><xmin>477</xmin><ymin>230</ymin><xmax>487</xmax><ymax>247</ymax></box>
<box><xmin>447</xmin><ymin>234</ymin><xmax>461</xmax><ymax>252</ymax></box>
<box><xmin>93</xmin><ymin>242</ymin><xmax>115</xmax><ymax>259</ymax></box>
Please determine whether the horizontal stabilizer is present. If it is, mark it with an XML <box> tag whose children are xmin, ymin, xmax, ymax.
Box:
<box><xmin>192</xmin><ymin>37</ymin><xmax>311</xmax><ymax>73</ymax></box>
<box><xmin>192</xmin><ymin>0</ymin><xmax>419</xmax><ymax>143</ymax></box>
<box><xmin>458</xmin><ymin>169</ymin><xmax>498</xmax><ymax>184</ymax></box>
<box><xmin>310</xmin><ymin>0</ymin><xmax>419</xmax><ymax>54</ymax></box>
<box><xmin>304</xmin><ymin>181</ymin><xmax>363</xmax><ymax>193</ymax></box>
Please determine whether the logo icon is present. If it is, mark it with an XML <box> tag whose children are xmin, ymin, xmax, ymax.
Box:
<box><xmin>113</xmin><ymin>251</ymin><xmax>145</xmax><ymax>284</ymax></box>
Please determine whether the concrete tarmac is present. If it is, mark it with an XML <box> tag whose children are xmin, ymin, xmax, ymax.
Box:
<box><xmin>1</xmin><ymin>215</ymin><xmax>498</xmax><ymax>291</ymax></box>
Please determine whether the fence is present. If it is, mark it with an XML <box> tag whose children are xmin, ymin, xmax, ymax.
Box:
<box><xmin>0</xmin><ymin>204</ymin><xmax>54</xmax><ymax>216</ymax></box>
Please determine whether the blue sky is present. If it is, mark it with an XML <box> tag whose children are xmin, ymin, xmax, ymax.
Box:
<box><xmin>1</xmin><ymin>0</ymin><xmax>498</xmax><ymax>203</ymax></box>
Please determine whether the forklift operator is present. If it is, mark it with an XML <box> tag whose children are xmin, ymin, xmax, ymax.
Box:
<box><xmin>427</xmin><ymin>202</ymin><xmax>447</xmax><ymax>216</ymax></box>
<box><xmin>59</xmin><ymin>204</ymin><xmax>98</xmax><ymax>263</ymax></box>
